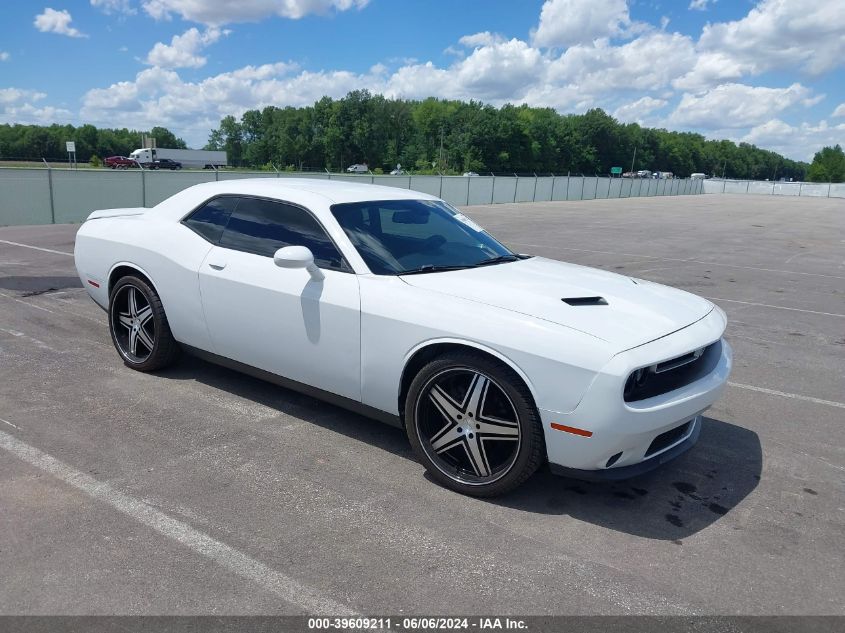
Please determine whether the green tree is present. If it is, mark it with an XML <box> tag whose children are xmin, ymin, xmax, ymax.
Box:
<box><xmin>807</xmin><ymin>145</ymin><xmax>845</xmax><ymax>182</ymax></box>
<box><xmin>149</xmin><ymin>126</ymin><xmax>187</xmax><ymax>149</ymax></box>
<box><xmin>0</xmin><ymin>94</ymin><xmax>811</xmax><ymax>180</ymax></box>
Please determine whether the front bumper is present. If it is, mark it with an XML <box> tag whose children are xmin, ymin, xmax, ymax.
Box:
<box><xmin>548</xmin><ymin>415</ymin><xmax>701</xmax><ymax>480</ymax></box>
<box><xmin>542</xmin><ymin>309</ymin><xmax>732</xmax><ymax>478</ymax></box>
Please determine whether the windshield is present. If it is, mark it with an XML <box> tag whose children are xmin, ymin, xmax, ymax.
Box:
<box><xmin>330</xmin><ymin>199</ymin><xmax>517</xmax><ymax>275</ymax></box>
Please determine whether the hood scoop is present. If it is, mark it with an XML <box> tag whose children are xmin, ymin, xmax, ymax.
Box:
<box><xmin>562</xmin><ymin>296</ymin><xmax>608</xmax><ymax>306</ymax></box>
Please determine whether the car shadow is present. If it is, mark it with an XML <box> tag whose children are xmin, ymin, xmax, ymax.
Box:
<box><xmin>159</xmin><ymin>354</ymin><xmax>415</xmax><ymax>458</ymax></box>
<box><xmin>490</xmin><ymin>416</ymin><xmax>762</xmax><ymax>540</ymax></box>
<box><xmin>0</xmin><ymin>275</ymin><xmax>83</xmax><ymax>294</ymax></box>
<box><xmin>160</xmin><ymin>355</ymin><xmax>760</xmax><ymax>540</ymax></box>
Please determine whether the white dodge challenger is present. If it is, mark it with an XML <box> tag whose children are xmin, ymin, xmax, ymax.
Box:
<box><xmin>74</xmin><ymin>178</ymin><xmax>732</xmax><ymax>496</ymax></box>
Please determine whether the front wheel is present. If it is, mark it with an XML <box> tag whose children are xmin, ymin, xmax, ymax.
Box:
<box><xmin>405</xmin><ymin>351</ymin><xmax>544</xmax><ymax>497</ymax></box>
<box><xmin>108</xmin><ymin>275</ymin><xmax>180</xmax><ymax>371</ymax></box>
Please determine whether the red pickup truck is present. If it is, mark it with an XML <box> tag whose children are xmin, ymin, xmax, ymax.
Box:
<box><xmin>104</xmin><ymin>156</ymin><xmax>137</xmax><ymax>169</ymax></box>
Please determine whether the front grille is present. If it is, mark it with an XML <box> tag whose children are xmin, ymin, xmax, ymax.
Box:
<box><xmin>645</xmin><ymin>421</ymin><xmax>692</xmax><ymax>457</ymax></box>
<box><xmin>624</xmin><ymin>340</ymin><xmax>721</xmax><ymax>402</ymax></box>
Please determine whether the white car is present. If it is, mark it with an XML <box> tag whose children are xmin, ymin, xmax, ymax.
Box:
<box><xmin>74</xmin><ymin>179</ymin><xmax>732</xmax><ymax>496</ymax></box>
<box><xmin>346</xmin><ymin>164</ymin><xmax>369</xmax><ymax>173</ymax></box>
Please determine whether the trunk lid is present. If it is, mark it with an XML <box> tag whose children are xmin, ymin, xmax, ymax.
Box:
<box><xmin>86</xmin><ymin>207</ymin><xmax>148</xmax><ymax>220</ymax></box>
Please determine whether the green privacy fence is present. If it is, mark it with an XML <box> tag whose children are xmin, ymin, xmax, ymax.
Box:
<box><xmin>0</xmin><ymin>168</ymin><xmax>704</xmax><ymax>227</ymax></box>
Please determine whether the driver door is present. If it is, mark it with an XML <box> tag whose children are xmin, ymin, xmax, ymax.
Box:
<box><xmin>197</xmin><ymin>196</ymin><xmax>361</xmax><ymax>402</ymax></box>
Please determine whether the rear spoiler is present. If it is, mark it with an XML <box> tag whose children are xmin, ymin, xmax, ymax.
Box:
<box><xmin>86</xmin><ymin>207</ymin><xmax>148</xmax><ymax>220</ymax></box>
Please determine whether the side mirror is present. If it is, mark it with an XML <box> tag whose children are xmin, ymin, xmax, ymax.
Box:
<box><xmin>273</xmin><ymin>246</ymin><xmax>324</xmax><ymax>281</ymax></box>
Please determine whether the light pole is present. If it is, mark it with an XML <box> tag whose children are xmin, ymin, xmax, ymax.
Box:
<box><xmin>439</xmin><ymin>127</ymin><xmax>444</xmax><ymax>172</ymax></box>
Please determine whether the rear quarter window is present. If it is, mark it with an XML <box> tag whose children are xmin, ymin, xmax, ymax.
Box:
<box><xmin>182</xmin><ymin>196</ymin><xmax>239</xmax><ymax>243</ymax></box>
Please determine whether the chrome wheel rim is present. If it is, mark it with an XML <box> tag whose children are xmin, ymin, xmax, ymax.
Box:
<box><xmin>416</xmin><ymin>368</ymin><xmax>521</xmax><ymax>486</ymax></box>
<box><xmin>111</xmin><ymin>285</ymin><xmax>155</xmax><ymax>363</ymax></box>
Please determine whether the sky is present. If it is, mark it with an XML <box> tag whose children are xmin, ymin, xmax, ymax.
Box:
<box><xmin>1</xmin><ymin>0</ymin><xmax>844</xmax><ymax>161</ymax></box>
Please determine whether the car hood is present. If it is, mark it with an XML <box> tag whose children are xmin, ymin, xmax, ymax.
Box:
<box><xmin>400</xmin><ymin>257</ymin><xmax>713</xmax><ymax>350</ymax></box>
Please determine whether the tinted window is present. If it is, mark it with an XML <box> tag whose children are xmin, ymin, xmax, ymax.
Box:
<box><xmin>220</xmin><ymin>197</ymin><xmax>346</xmax><ymax>270</ymax></box>
<box><xmin>331</xmin><ymin>199</ymin><xmax>514</xmax><ymax>275</ymax></box>
<box><xmin>183</xmin><ymin>196</ymin><xmax>238</xmax><ymax>243</ymax></box>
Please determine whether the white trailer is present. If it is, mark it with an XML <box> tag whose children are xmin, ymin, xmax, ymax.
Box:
<box><xmin>129</xmin><ymin>148</ymin><xmax>227</xmax><ymax>169</ymax></box>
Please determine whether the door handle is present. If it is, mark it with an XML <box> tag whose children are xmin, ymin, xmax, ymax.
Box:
<box><xmin>208</xmin><ymin>260</ymin><xmax>227</xmax><ymax>270</ymax></box>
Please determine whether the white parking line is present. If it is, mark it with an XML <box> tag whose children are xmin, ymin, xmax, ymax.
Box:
<box><xmin>0</xmin><ymin>427</ymin><xmax>357</xmax><ymax>615</ymax></box>
<box><xmin>0</xmin><ymin>239</ymin><xmax>73</xmax><ymax>257</ymax></box>
<box><xmin>728</xmin><ymin>382</ymin><xmax>845</xmax><ymax>409</ymax></box>
<box><xmin>707</xmin><ymin>297</ymin><xmax>845</xmax><ymax>319</ymax></box>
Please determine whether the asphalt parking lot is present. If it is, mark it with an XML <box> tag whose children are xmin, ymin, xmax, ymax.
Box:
<box><xmin>0</xmin><ymin>193</ymin><xmax>843</xmax><ymax>615</ymax></box>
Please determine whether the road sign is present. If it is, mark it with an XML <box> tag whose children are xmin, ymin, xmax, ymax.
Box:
<box><xmin>610</xmin><ymin>166</ymin><xmax>622</xmax><ymax>175</ymax></box>
<box><xmin>66</xmin><ymin>141</ymin><xmax>76</xmax><ymax>153</ymax></box>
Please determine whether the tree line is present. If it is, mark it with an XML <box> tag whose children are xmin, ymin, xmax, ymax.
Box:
<box><xmin>0</xmin><ymin>90</ymin><xmax>819</xmax><ymax>181</ymax></box>
<box><xmin>206</xmin><ymin>90</ymin><xmax>809</xmax><ymax>180</ymax></box>
<box><xmin>0</xmin><ymin>123</ymin><xmax>186</xmax><ymax>163</ymax></box>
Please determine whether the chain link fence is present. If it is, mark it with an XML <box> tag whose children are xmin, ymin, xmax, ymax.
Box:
<box><xmin>0</xmin><ymin>167</ymin><xmax>703</xmax><ymax>226</ymax></box>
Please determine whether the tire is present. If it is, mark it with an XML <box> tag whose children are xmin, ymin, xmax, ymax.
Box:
<box><xmin>108</xmin><ymin>275</ymin><xmax>180</xmax><ymax>371</ymax></box>
<box><xmin>405</xmin><ymin>351</ymin><xmax>544</xmax><ymax>497</ymax></box>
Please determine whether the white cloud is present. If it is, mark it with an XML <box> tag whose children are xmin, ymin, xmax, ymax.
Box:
<box><xmin>549</xmin><ymin>30</ymin><xmax>696</xmax><ymax>95</ymax></box>
<box><xmin>0</xmin><ymin>88</ymin><xmax>72</xmax><ymax>126</ymax></box>
<box><xmin>613</xmin><ymin>96</ymin><xmax>668</xmax><ymax>122</ymax></box>
<box><xmin>698</xmin><ymin>0</ymin><xmax>845</xmax><ymax>75</ymax></box>
<box><xmin>458</xmin><ymin>32</ymin><xmax>506</xmax><ymax>49</ymax></box>
<box><xmin>0</xmin><ymin>88</ymin><xmax>47</xmax><ymax>105</ymax></box>
<box><xmin>669</xmin><ymin>82</ymin><xmax>814</xmax><ymax>129</ymax></box>
<box><xmin>141</xmin><ymin>0</ymin><xmax>370</xmax><ymax>25</ymax></box>
<box><xmin>0</xmin><ymin>52</ymin><xmax>9</xmax><ymax>62</ymax></box>
<box><xmin>447</xmin><ymin>39</ymin><xmax>544</xmax><ymax>100</ymax></box>
<box><xmin>34</xmin><ymin>8</ymin><xmax>87</xmax><ymax>38</ymax></box>
<box><xmin>145</xmin><ymin>27</ymin><xmax>228</xmax><ymax>68</ymax></box>
<box><xmin>532</xmin><ymin>0</ymin><xmax>631</xmax><ymax>47</ymax></box>
<box><xmin>90</xmin><ymin>0</ymin><xmax>136</xmax><ymax>14</ymax></box>
<box><xmin>81</xmin><ymin>63</ymin><xmax>307</xmax><ymax>137</ymax></box>
<box><xmin>688</xmin><ymin>0</ymin><xmax>713</xmax><ymax>11</ymax></box>
<box><xmin>742</xmin><ymin>118</ymin><xmax>845</xmax><ymax>161</ymax></box>
<box><xmin>832</xmin><ymin>103</ymin><xmax>845</xmax><ymax>118</ymax></box>
<box><xmin>672</xmin><ymin>51</ymin><xmax>750</xmax><ymax>93</ymax></box>
<box><xmin>0</xmin><ymin>103</ymin><xmax>74</xmax><ymax>125</ymax></box>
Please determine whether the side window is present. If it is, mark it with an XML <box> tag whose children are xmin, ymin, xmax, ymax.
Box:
<box><xmin>219</xmin><ymin>197</ymin><xmax>347</xmax><ymax>270</ymax></box>
<box><xmin>183</xmin><ymin>196</ymin><xmax>238</xmax><ymax>243</ymax></box>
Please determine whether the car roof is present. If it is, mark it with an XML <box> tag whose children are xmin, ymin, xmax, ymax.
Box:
<box><xmin>161</xmin><ymin>177</ymin><xmax>439</xmax><ymax>208</ymax></box>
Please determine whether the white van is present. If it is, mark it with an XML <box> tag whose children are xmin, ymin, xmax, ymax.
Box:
<box><xmin>346</xmin><ymin>163</ymin><xmax>369</xmax><ymax>173</ymax></box>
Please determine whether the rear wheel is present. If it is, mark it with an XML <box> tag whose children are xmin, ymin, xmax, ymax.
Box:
<box><xmin>108</xmin><ymin>275</ymin><xmax>179</xmax><ymax>371</ymax></box>
<box><xmin>405</xmin><ymin>351</ymin><xmax>544</xmax><ymax>497</ymax></box>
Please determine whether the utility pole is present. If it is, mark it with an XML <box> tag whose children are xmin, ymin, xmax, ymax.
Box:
<box><xmin>721</xmin><ymin>159</ymin><xmax>727</xmax><ymax>180</ymax></box>
<box><xmin>630</xmin><ymin>146</ymin><xmax>637</xmax><ymax>174</ymax></box>
<box><xmin>439</xmin><ymin>127</ymin><xmax>444</xmax><ymax>171</ymax></box>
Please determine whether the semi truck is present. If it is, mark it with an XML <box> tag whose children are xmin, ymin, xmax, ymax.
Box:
<box><xmin>128</xmin><ymin>148</ymin><xmax>227</xmax><ymax>169</ymax></box>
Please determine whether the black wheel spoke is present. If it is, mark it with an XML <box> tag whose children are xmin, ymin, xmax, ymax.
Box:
<box><xmin>111</xmin><ymin>283</ymin><xmax>156</xmax><ymax>363</ymax></box>
<box><xmin>416</xmin><ymin>368</ymin><xmax>521</xmax><ymax>486</ymax></box>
